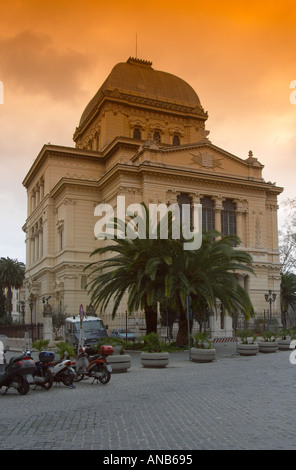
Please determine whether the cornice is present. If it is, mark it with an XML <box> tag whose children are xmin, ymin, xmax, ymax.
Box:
<box><xmin>23</xmin><ymin>144</ymin><xmax>104</xmax><ymax>188</ymax></box>
<box><xmin>135</xmin><ymin>140</ymin><xmax>263</xmax><ymax>169</ymax></box>
<box><xmin>74</xmin><ymin>92</ymin><xmax>208</xmax><ymax>141</ymax></box>
<box><xmin>101</xmin><ymin>136</ymin><xmax>141</xmax><ymax>159</ymax></box>
<box><xmin>98</xmin><ymin>160</ymin><xmax>282</xmax><ymax>195</ymax></box>
<box><xmin>50</xmin><ymin>177</ymin><xmax>99</xmax><ymax>200</ymax></box>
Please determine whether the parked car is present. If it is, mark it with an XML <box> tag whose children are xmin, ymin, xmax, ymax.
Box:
<box><xmin>110</xmin><ymin>329</ymin><xmax>137</xmax><ymax>342</ymax></box>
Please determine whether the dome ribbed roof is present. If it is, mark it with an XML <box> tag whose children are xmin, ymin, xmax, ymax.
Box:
<box><xmin>79</xmin><ymin>58</ymin><xmax>202</xmax><ymax>127</ymax></box>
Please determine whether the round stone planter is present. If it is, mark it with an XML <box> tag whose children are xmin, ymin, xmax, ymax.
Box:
<box><xmin>108</xmin><ymin>354</ymin><xmax>131</xmax><ymax>373</ymax></box>
<box><xmin>190</xmin><ymin>348</ymin><xmax>216</xmax><ymax>363</ymax></box>
<box><xmin>258</xmin><ymin>341</ymin><xmax>278</xmax><ymax>353</ymax></box>
<box><xmin>278</xmin><ymin>339</ymin><xmax>292</xmax><ymax>351</ymax></box>
<box><xmin>237</xmin><ymin>343</ymin><xmax>259</xmax><ymax>356</ymax></box>
<box><xmin>141</xmin><ymin>352</ymin><xmax>169</xmax><ymax>368</ymax></box>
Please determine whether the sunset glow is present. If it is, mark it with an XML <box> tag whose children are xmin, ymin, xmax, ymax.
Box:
<box><xmin>0</xmin><ymin>0</ymin><xmax>295</xmax><ymax>260</ymax></box>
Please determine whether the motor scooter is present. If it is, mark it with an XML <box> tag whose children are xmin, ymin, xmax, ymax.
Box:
<box><xmin>31</xmin><ymin>350</ymin><xmax>54</xmax><ymax>390</ymax></box>
<box><xmin>73</xmin><ymin>345</ymin><xmax>113</xmax><ymax>384</ymax></box>
<box><xmin>48</xmin><ymin>353</ymin><xmax>76</xmax><ymax>387</ymax></box>
<box><xmin>0</xmin><ymin>347</ymin><xmax>36</xmax><ymax>395</ymax></box>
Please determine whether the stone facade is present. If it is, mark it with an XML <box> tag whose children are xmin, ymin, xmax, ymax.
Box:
<box><xmin>22</xmin><ymin>57</ymin><xmax>283</xmax><ymax>331</ymax></box>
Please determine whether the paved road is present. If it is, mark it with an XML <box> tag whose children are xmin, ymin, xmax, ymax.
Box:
<box><xmin>0</xmin><ymin>349</ymin><xmax>296</xmax><ymax>451</ymax></box>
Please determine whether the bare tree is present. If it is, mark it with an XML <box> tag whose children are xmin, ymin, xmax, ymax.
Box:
<box><xmin>279</xmin><ymin>198</ymin><xmax>296</xmax><ymax>274</ymax></box>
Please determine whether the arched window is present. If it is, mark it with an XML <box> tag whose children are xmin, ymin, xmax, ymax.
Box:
<box><xmin>133</xmin><ymin>128</ymin><xmax>141</xmax><ymax>140</ymax></box>
<box><xmin>221</xmin><ymin>199</ymin><xmax>237</xmax><ymax>235</ymax></box>
<box><xmin>201</xmin><ymin>197</ymin><xmax>215</xmax><ymax>232</ymax></box>
<box><xmin>153</xmin><ymin>131</ymin><xmax>161</xmax><ymax>143</ymax></box>
<box><xmin>173</xmin><ymin>134</ymin><xmax>180</xmax><ymax>146</ymax></box>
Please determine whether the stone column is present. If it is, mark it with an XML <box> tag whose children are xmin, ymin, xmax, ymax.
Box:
<box><xmin>43</xmin><ymin>303</ymin><xmax>53</xmax><ymax>343</ymax></box>
<box><xmin>213</xmin><ymin>197</ymin><xmax>223</xmax><ymax>234</ymax></box>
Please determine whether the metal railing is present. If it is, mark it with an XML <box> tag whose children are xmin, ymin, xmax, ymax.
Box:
<box><xmin>0</xmin><ymin>323</ymin><xmax>43</xmax><ymax>342</ymax></box>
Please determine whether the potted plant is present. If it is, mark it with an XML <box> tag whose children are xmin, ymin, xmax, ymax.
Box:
<box><xmin>190</xmin><ymin>332</ymin><xmax>216</xmax><ymax>363</ymax></box>
<box><xmin>258</xmin><ymin>331</ymin><xmax>278</xmax><ymax>353</ymax></box>
<box><xmin>236</xmin><ymin>329</ymin><xmax>259</xmax><ymax>356</ymax></box>
<box><xmin>141</xmin><ymin>332</ymin><xmax>169</xmax><ymax>368</ymax></box>
<box><xmin>277</xmin><ymin>329</ymin><xmax>292</xmax><ymax>351</ymax></box>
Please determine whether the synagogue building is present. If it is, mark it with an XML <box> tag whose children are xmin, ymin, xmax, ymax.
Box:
<box><xmin>22</xmin><ymin>57</ymin><xmax>283</xmax><ymax>334</ymax></box>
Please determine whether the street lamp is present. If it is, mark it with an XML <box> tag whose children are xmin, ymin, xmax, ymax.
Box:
<box><xmin>264</xmin><ymin>290</ymin><xmax>276</xmax><ymax>326</ymax></box>
<box><xmin>18</xmin><ymin>300</ymin><xmax>25</xmax><ymax>324</ymax></box>
<box><xmin>29</xmin><ymin>298</ymin><xmax>34</xmax><ymax>325</ymax></box>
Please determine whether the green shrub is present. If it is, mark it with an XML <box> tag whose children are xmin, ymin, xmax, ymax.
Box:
<box><xmin>261</xmin><ymin>330</ymin><xmax>277</xmax><ymax>342</ymax></box>
<box><xmin>32</xmin><ymin>339</ymin><xmax>50</xmax><ymax>351</ymax></box>
<box><xmin>193</xmin><ymin>332</ymin><xmax>213</xmax><ymax>349</ymax></box>
<box><xmin>237</xmin><ymin>329</ymin><xmax>257</xmax><ymax>344</ymax></box>
<box><xmin>55</xmin><ymin>341</ymin><xmax>75</xmax><ymax>359</ymax></box>
<box><xmin>142</xmin><ymin>332</ymin><xmax>168</xmax><ymax>352</ymax></box>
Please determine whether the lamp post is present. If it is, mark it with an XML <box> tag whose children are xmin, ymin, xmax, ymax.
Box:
<box><xmin>18</xmin><ymin>300</ymin><xmax>25</xmax><ymax>324</ymax></box>
<box><xmin>29</xmin><ymin>299</ymin><xmax>34</xmax><ymax>325</ymax></box>
<box><xmin>28</xmin><ymin>297</ymin><xmax>35</xmax><ymax>343</ymax></box>
<box><xmin>264</xmin><ymin>290</ymin><xmax>276</xmax><ymax>327</ymax></box>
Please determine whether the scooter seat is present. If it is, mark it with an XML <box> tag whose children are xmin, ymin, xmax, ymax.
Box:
<box><xmin>9</xmin><ymin>355</ymin><xmax>23</xmax><ymax>365</ymax></box>
<box><xmin>88</xmin><ymin>354</ymin><xmax>100</xmax><ymax>361</ymax></box>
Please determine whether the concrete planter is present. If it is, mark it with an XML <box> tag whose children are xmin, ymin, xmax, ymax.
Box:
<box><xmin>141</xmin><ymin>352</ymin><xmax>169</xmax><ymax>368</ymax></box>
<box><xmin>278</xmin><ymin>339</ymin><xmax>292</xmax><ymax>351</ymax></box>
<box><xmin>108</xmin><ymin>354</ymin><xmax>131</xmax><ymax>373</ymax></box>
<box><xmin>258</xmin><ymin>341</ymin><xmax>278</xmax><ymax>353</ymax></box>
<box><xmin>237</xmin><ymin>343</ymin><xmax>259</xmax><ymax>356</ymax></box>
<box><xmin>190</xmin><ymin>348</ymin><xmax>216</xmax><ymax>363</ymax></box>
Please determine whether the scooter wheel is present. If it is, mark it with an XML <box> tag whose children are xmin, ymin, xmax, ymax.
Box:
<box><xmin>17</xmin><ymin>376</ymin><xmax>30</xmax><ymax>395</ymax></box>
<box><xmin>41</xmin><ymin>370</ymin><xmax>54</xmax><ymax>390</ymax></box>
<box><xmin>73</xmin><ymin>371</ymin><xmax>84</xmax><ymax>382</ymax></box>
<box><xmin>61</xmin><ymin>371</ymin><xmax>75</xmax><ymax>386</ymax></box>
<box><xmin>98</xmin><ymin>368</ymin><xmax>111</xmax><ymax>385</ymax></box>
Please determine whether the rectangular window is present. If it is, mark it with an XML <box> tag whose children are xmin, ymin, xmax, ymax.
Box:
<box><xmin>201</xmin><ymin>197</ymin><xmax>215</xmax><ymax>232</ymax></box>
<box><xmin>177</xmin><ymin>193</ymin><xmax>192</xmax><ymax>226</ymax></box>
<box><xmin>221</xmin><ymin>200</ymin><xmax>237</xmax><ymax>236</ymax></box>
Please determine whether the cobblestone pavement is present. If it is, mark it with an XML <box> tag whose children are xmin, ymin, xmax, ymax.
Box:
<box><xmin>1</xmin><ymin>349</ymin><xmax>296</xmax><ymax>451</ymax></box>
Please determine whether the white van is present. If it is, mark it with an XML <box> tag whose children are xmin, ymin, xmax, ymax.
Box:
<box><xmin>65</xmin><ymin>315</ymin><xmax>108</xmax><ymax>349</ymax></box>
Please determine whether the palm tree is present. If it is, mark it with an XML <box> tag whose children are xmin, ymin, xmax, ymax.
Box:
<box><xmin>85</xmin><ymin>211</ymin><xmax>173</xmax><ymax>334</ymax></box>
<box><xmin>161</xmin><ymin>230</ymin><xmax>254</xmax><ymax>346</ymax></box>
<box><xmin>280</xmin><ymin>272</ymin><xmax>296</xmax><ymax>327</ymax></box>
<box><xmin>86</xmin><ymin>207</ymin><xmax>254</xmax><ymax>344</ymax></box>
<box><xmin>0</xmin><ymin>257</ymin><xmax>25</xmax><ymax>317</ymax></box>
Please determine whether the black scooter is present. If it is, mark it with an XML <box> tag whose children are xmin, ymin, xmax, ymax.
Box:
<box><xmin>23</xmin><ymin>349</ymin><xmax>54</xmax><ymax>390</ymax></box>
<box><xmin>0</xmin><ymin>347</ymin><xmax>36</xmax><ymax>395</ymax></box>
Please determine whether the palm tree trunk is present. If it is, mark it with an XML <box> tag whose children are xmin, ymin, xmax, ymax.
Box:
<box><xmin>7</xmin><ymin>286</ymin><xmax>12</xmax><ymax>317</ymax></box>
<box><xmin>176</xmin><ymin>307</ymin><xmax>188</xmax><ymax>347</ymax></box>
<box><xmin>145</xmin><ymin>305</ymin><xmax>158</xmax><ymax>334</ymax></box>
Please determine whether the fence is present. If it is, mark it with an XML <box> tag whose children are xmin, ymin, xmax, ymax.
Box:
<box><xmin>0</xmin><ymin>323</ymin><xmax>43</xmax><ymax>342</ymax></box>
<box><xmin>212</xmin><ymin>336</ymin><xmax>238</xmax><ymax>357</ymax></box>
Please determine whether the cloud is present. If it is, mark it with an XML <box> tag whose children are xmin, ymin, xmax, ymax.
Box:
<box><xmin>0</xmin><ymin>30</ymin><xmax>94</xmax><ymax>100</ymax></box>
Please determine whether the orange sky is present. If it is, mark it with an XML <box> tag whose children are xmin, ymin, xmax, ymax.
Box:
<box><xmin>0</xmin><ymin>0</ymin><xmax>295</xmax><ymax>261</ymax></box>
